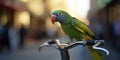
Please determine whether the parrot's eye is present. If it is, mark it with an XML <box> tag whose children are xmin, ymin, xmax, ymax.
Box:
<box><xmin>58</xmin><ymin>12</ymin><xmax>63</xmax><ymax>16</ymax></box>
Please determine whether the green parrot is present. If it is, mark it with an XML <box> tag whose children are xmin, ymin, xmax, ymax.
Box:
<box><xmin>51</xmin><ymin>10</ymin><xmax>104</xmax><ymax>60</ymax></box>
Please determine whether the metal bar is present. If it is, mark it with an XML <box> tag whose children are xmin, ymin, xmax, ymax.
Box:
<box><xmin>39</xmin><ymin>39</ymin><xmax>109</xmax><ymax>60</ymax></box>
<box><xmin>59</xmin><ymin>48</ymin><xmax>70</xmax><ymax>60</ymax></box>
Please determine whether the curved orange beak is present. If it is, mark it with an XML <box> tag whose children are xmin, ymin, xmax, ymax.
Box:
<box><xmin>51</xmin><ymin>15</ymin><xmax>57</xmax><ymax>24</ymax></box>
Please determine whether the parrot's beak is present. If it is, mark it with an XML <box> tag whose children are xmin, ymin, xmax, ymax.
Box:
<box><xmin>51</xmin><ymin>15</ymin><xmax>57</xmax><ymax>24</ymax></box>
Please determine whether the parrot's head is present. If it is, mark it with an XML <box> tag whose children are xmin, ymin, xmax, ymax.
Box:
<box><xmin>51</xmin><ymin>10</ymin><xmax>72</xmax><ymax>24</ymax></box>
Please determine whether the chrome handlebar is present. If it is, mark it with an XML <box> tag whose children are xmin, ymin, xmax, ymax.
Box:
<box><xmin>39</xmin><ymin>39</ymin><xmax>109</xmax><ymax>55</ymax></box>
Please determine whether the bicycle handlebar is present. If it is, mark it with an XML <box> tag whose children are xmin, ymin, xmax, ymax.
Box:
<box><xmin>39</xmin><ymin>39</ymin><xmax>109</xmax><ymax>55</ymax></box>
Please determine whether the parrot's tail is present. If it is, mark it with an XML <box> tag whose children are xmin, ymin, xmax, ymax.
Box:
<box><xmin>85</xmin><ymin>36</ymin><xmax>104</xmax><ymax>60</ymax></box>
<box><xmin>88</xmin><ymin>46</ymin><xmax>104</xmax><ymax>60</ymax></box>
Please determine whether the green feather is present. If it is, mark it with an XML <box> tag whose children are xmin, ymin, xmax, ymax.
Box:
<box><xmin>71</xmin><ymin>19</ymin><xmax>96</xmax><ymax>39</ymax></box>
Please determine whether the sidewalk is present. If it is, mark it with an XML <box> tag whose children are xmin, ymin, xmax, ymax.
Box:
<box><xmin>0</xmin><ymin>38</ymin><xmax>92</xmax><ymax>60</ymax></box>
<box><xmin>0</xmin><ymin>38</ymin><xmax>120</xmax><ymax>60</ymax></box>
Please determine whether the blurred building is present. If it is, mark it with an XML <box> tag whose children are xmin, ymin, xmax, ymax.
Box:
<box><xmin>88</xmin><ymin>0</ymin><xmax>120</xmax><ymax>50</ymax></box>
<box><xmin>3</xmin><ymin>0</ymin><xmax>119</xmax><ymax>42</ymax></box>
<box><xmin>0</xmin><ymin>0</ymin><xmax>49</xmax><ymax>40</ymax></box>
<box><xmin>106</xmin><ymin>0</ymin><xmax>120</xmax><ymax>49</ymax></box>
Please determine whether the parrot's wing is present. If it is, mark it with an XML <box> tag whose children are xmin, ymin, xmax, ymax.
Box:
<box><xmin>71</xmin><ymin>19</ymin><xmax>104</xmax><ymax>60</ymax></box>
<box><xmin>71</xmin><ymin>19</ymin><xmax>95</xmax><ymax>39</ymax></box>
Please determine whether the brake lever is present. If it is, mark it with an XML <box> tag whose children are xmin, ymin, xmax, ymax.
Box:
<box><xmin>39</xmin><ymin>40</ymin><xmax>58</xmax><ymax>51</ymax></box>
<box><xmin>92</xmin><ymin>40</ymin><xmax>110</xmax><ymax>55</ymax></box>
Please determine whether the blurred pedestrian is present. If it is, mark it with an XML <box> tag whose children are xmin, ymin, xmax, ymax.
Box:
<box><xmin>9</xmin><ymin>24</ymin><xmax>20</xmax><ymax>52</ymax></box>
<box><xmin>0</xmin><ymin>22</ymin><xmax>11</xmax><ymax>53</ymax></box>
<box><xmin>113</xmin><ymin>20</ymin><xmax>120</xmax><ymax>48</ymax></box>
<box><xmin>19</xmin><ymin>24</ymin><xmax>27</xmax><ymax>48</ymax></box>
<box><xmin>0</xmin><ymin>24</ymin><xmax>5</xmax><ymax>52</ymax></box>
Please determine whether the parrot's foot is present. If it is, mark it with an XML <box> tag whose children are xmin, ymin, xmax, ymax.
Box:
<box><xmin>59</xmin><ymin>44</ymin><xmax>68</xmax><ymax>48</ymax></box>
<box><xmin>82</xmin><ymin>39</ymin><xmax>86</xmax><ymax>46</ymax></box>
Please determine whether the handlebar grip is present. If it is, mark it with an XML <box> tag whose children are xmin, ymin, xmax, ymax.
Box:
<box><xmin>48</xmin><ymin>40</ymin><xmax>56</xmax><ymax>44</ymax></box>
<box><xmin>86</xmin><ymin>40</ymin><xmax>104</xmax><ymax>46</ymax></box>
<box><xmin>86</xmin><ymin>40</ymin><xmax>95</xmax><ymax>45</ymax></box>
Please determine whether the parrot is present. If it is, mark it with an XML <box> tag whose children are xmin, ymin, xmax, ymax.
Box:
<box><xmin>51</xmin><ymin>10</ymin><xmax>104</xmax><ymax>60</ymax></box>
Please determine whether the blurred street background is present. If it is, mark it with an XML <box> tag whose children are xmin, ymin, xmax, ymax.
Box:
<box><xmin>0</xmin><ymin>0</ymin><xmax>120</xmax><ymax>60</ymax></box>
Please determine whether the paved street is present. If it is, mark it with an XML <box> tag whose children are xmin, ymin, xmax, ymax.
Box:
<box><xmin>0</xmin><ymin>38</ymin><xmax>120</xmax><ymax>60</ymax></box>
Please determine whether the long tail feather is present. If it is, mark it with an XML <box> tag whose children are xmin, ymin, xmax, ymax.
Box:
<box><xmin>85</xmin><ymin>36</ymin><xmax>104</xmax><ymax>60</ymax></box>
<box><xmin>88</xmin><ymin>46</ymin><xmax>104</xmax><ymax>60</ymax></box>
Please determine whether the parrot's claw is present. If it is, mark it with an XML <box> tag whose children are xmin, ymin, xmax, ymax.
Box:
<box><xmin>54</xmin><ymin>39</ymin><xmax>69</xmax><ymax>48</ymax></box>
<box><xmin>82</xmin><ymin>39</ymin><xmax>86</xmax><ymax>46</ymax></box>
<box><xmin>59</xmin><ymin>44</ymin><xmax>68</xmax><ymax>48</ymax></box>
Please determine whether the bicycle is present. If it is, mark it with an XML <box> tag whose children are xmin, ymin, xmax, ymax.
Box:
<box><xmin>39</xmin><ymin>39</ymin><xmax>109</xmax><ymax>60</ymax></box>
